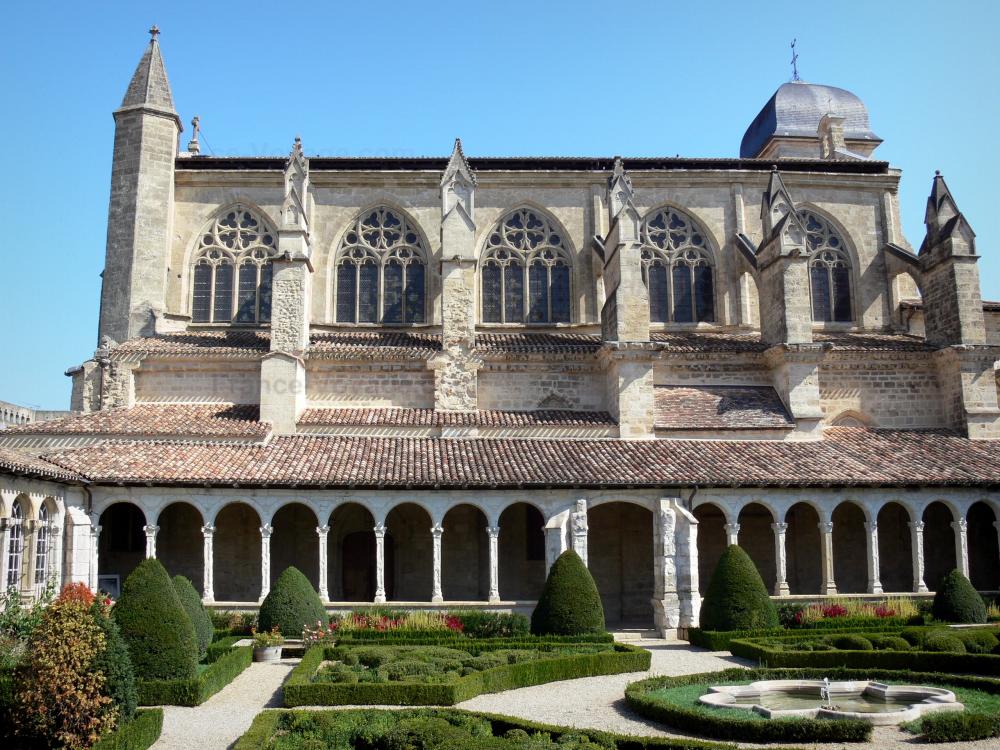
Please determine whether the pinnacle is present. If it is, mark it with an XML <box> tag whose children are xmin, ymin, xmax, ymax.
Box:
<box><xmin>120</xmin><ymin>27</ymin><xmax>176</xmax><ymax>113</ymax></box>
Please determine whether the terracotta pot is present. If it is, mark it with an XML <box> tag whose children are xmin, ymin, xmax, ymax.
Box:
<box><xmin>253</xmin><ymin>645</ymin><xmax>282</xmax><ymax>662</ymax></box>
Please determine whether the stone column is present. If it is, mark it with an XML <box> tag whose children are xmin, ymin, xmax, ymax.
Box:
<box><xmin>570</xmin><ymin>499</ymin><xmax>588</xmax><ymax>567</ymax></box>
<box><xmin>373</xmin><ymin>523</ymin><xmax>386</xmax><ymax>603</ymax></box>
<box><xmin>201</xmin><ymin>524</ymin><xmax>215</xmax><ymax>603</ymax></box>
<box><xmin>89</xmin><ymin>523</ymin><xmax>102</xmax><ymax>592</ymax></box>
<box><xmin>818</xmin><ymin>520</ymin><xmax>837</xmax><ymax>595</ymax></box>
<box><xmin>431</xmin><ymin>524</ymin><xmax>444</xmax><ymax>603</ymax></box>
<box><xmin>48</xmin><ymin>523</ymin><xmax>63</xmax><ymax>589</ymax></box>
<box><xmin>142</xmin><ymin>524</ymin><xmax>159</xmax><ymax>559</ymax></box>
<box><xmin>908</xmin><ymin>520</ymin><xmax>929</xmax><ymax>593</ymax></box>
<box><xmin>724</xmin><ymin>522</ymin><xmax>740</xmax><ymax>547</ymax></box>
<box><xmin>259</xmin><ymin>524</ymin><xmax>273</xmax><ymax>602</ymax></box>
<box><xmin>952</xmin><ymin>519</ymin><xmax>970</xmax><ymax>578</ymax></box>
<box><xmin>771</xmin><ymin>522</ymin><xmax>790</xmax><ymax>596</ymax></box>
<box><xmin>316</xmin><ymin>525</ymin><xmax>330</xmax><ymax>601</ymax></box>
<box><xmin>486</xmin><ymin>526</ymin><xmax>500</xmax><ymax>603</ymax></box>
<box><xmin>865</xmin><ymin>521</ymin><xmax>883</xmax><ymax>594</ymax></box>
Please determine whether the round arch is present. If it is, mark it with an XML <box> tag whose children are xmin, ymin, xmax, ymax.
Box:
<box><xmin>737</xmin><ymin>502</ymin><xmax>777</xmax><ymax>593</ymax></box>
<box><xmin>784</xmin><ymin>501</ymin><xmax>822</xmax><ymax>594</ymax></box>
<box><xmin>385</xmin><ymin>502</ymin><xmax>433</xmax><ymax>601</ymax></box>
<box><xmin>877</xmin><ymin>501</ymin><xmax>914</xmax><ymax>593</ymax></box>
<box><xmin>156</xmin><ymin>501</ymin><xmax>205</xmax><ymax>593</ymax></box>
<box><xmin>497</xmin><ymin>502</ymin><xmax>546</xmax><ymax>600</ymax></box>
<box><xmin>588</xmin><ymin>501</ymin><xmax>654</xmax><ymax>626</ymax></box>
<box><xmin>271</xmin><ymin>502</ymin><xmax>320</xmax><ymax>592</ymax></box>
<box><xmin>442</xmin><ymin>503</ymin><xmax>489</xmax><ymax>601</ymax></box>
<box><xmin>968</xmin><ymin>501</ymin><xmax>999</xmax><ymax>590</ymax></box>
<box><xmin>832</xmin><ymin>501</ymin><xmax>868</xmax><ymax>593</ymax></box>
<box><xmin>97</xmin><ymin>501</ymin><xmax>147</xmax><ymax>595</ymax></box>
<box><xmin>328</xmin><ymin>502</ymin><xmax>377</xmax><ymax>602</ymax></box>
<box><xmin>214</xmin><ymin>501</ymin><xmax>262</xmax><ymax>602</ymax></box>
<box><xmin>922</xmin><ymin>501</ymin><xmax>957</xmax><ymax>591</ymax></box>
<box><xmin>693</xmin><ymin>502</ymin><xmax>728</xmax><ymax>592</ymax></box>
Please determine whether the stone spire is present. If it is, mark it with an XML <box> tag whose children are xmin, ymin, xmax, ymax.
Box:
<box><xmin>119</xmin><ymin>25</ymin><xmax>178</xmax><ymax>117</ymax></box>
<box><xmin>921</xmin><ymin>171</ymin><xmax>970</xmax><ymax>251</ymax></box>
<box><xmin>759</xmin><ymin>166</ymin><xmax>799</xmax><ymax>237</ymax></box>
<box><xmin>441</xmin><ymin>138</ymin><xmax>476</xmax><ymax>227</ymax></box>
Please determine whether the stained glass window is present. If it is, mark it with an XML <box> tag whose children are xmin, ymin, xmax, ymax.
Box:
<box><xmin>641</xmin><ymin>208</ymin><xmax>715</xmax><ymax>324</ymax></box>
<box><xmin>804</xmin><ymin>210</ymin><xmax>853</xmax><ymax>323</ymax></box>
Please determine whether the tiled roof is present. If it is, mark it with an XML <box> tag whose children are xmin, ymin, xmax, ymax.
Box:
<box><xmin>651</xmin><ymin>331</ymin><xmax>768</xmax><ymax>353</ymax></box>
<box><xmin>299</xmin><ymin>408</ymin><xmax>615</xmax><ymax>427</ymax></box>
<box><xmin>900</xmin><ymin>299</ymin><xmax>1000</xmax><ymax>313</ymax></box>
<box><xmin>39</xmin><ymin>428</ymin><xmax>1000</xmax><ymax>489</ymax></box>
<box><xmin>0</xmin><ymin>446</ymin><xmax>84</xmax><ymax>482</ymax></box>
<box><xmin>310</xmin><ymin>332</ymin><xmax>442</xmax><ymax>359</ymax></box>
<box><xmin>114</xmin><ymin>330</ymin><xmax>270</xmax><ymax>356</ymax></box>
<box><xmin>475</xmin><ymin>333</ymin><xmax>602</xmax><ymax>356</ymax></box>
<box><xmin>0</xmin><ymin>404</ymin><xmax>266</xmax><ymax>439</ymax></box>
<box><xmin>654</xmin><ymin>386</ymin><xmax>793</xmax><ymax>430</ymax></box>
<box><xmin>814</xmin><ymin>331</ymin><xmax>935</xmax><ymax>352</ymax></box>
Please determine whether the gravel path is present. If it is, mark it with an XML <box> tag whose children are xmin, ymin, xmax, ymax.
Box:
<box><xmin>150</xmin><ymin>659</ymin><xmax>296</xmax><ymax>750</ymax></box>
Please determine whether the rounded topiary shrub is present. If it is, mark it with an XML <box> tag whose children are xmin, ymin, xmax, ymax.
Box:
<box><xmin>113</xmin><ymin>558</ymin><xmax>199</xmax><ymax>681</ymax></box>
<box><xmin>829</xmin><ymin>634</ymin><xmax>874</xmax><ymax>651</ymax></box>
<box><xmin>90</xmin><ymin>599</ymin><xmax>137</xmax><ymax>720</ymax></box>
<box><xmin>955</xmin><ymin>629</ymin><xmax>1000</xmax><ymax>654</ymax></box>
<box><xmin>872</xmin><ymin>635</ymin><xmax>912</xmax><ymax>651</ymax></box>
<box><xmin>257</xmin><ymin>566</ymin><xmax>326</xmax><ymax>637</ymax></box>
<box><xmin>932</xmin><ymin>569</ymin><xmax>987</xmax><ymax>624</ymax></box>
<box><xmin>172</xmin><ymin>575</ymin><xmax>213</xmax><ymax>660</ymax></box>
<box><xmin>531</xmin><ymin>550</ymin><xmax>605</xmax><ymax>636</ymax></box>
<box><xmin>923</xmin><ymin>633</ymin><xmax>967</xmax><ymax>653</ymax></box>
<box><xmin>699</xmin><ymin>545</ymin><xmax>778</xmax><ymax>632</ymax></box>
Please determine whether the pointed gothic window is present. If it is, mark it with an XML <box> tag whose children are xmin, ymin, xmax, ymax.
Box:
<box><xmin>6</xmin><ymin>499</ymin><xmax>23</xmax><ymax>589</ymax></box>
<box><xmin>190</xmin><ymin>207</ymin><xmax>277</xmax><ymax>325</ymax></box>
<box><xmin>33</xmin><ymin>504</ymin><xmax>49</xmax><ymax>586</ymax></box>
<box><xmin>482</xmin><ymin>208</ymin><xmax>571</xmax><ymax>324</ymax></box>
<box><xmin>803</xmin><ymin>210</ymin><xmax>853</xmax><ymax>323</ymax></box>
<box><xmin>335</xmin><ymin>207</ymin><xmax>427</xmax><ymax>325</ymax></box>
<box><xmin>641</xmin><ymin>208</ymin><xmax>715</xmax><ymax>324</ymax></box>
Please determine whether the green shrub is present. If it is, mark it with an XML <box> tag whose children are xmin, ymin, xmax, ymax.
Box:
<box><xmin>137</xmin><ymin>646</ymin><xmax>252</xmax><ymax>706</ymax></box>
<box><xmin>113</xmin><ymin>559</ymin><xmax>199</xmax><ymax>681</ymax></box>
<box><xmin>257</xmin><ymin>567</ymin><xmax>326</xmax><ymax>637</ymax></box>
<box><xmin>91</xmin><ymin>601</ymin><xmax>138</xmax><ymax>721</ymax></box>
<box><xmin>828</xmin><ymin>634</ymin><xmax>874</xmax><ymax>651</ymax></box>
<box><xmin>920</xmin><ymin>711</ymin><xmax>1000</xmax><ymax>742</ymax></box>
<box><xmin>452</xmin><ymin>611</ymin><xmax>529</xmax><ymax>638</ymax></box>
<box><xmin>923</xmin><ymin>633</ymin><xmax>967</xmax><ymax>653</ymax></box>
<box><xmin>92</xmin><ymin>708</ymin><xmax>163</xmax><ymax>750</ymax></box>
<box><xmin>871</xmin><ymin>636</ymin><xmax>911</xmax><ymax>651</ymax></box>
<box><xmin>956</xmin><ymin>629</ymin><xmax>1000</xmax><ymax>654</ymax></box>
<box><xmin>901</xmin><ymin>626</ymin><xmax>930</xmax><ymax>647</ymax></box>
<box><xmin>698</xmin><ymin>545</ymin><xmax>778</xmax><ymax>632</ymax></box>
<box><xmin>933</xmin><ymin>569</ymin><xmax>987</xmax><ymax>624</ymax></box>
<box><xmin>531</xmin><ymin>551</ymin><xmax>605</xmax><ymax>636</ymax></box>
<box><xmin>172</xmin><ymin>576</ymin><xmax>213</xmax><ymax>660</ymax></box>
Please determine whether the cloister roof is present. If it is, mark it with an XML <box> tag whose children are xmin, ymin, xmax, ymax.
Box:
<box><xmin>299</xmin><ymin>408</ymin><xmax>615</xmax><ymax>427</ymax></box>
<box><xmin>0</xmin><ymin>446</ymin><xmax>84</xmax><ymax>482</ymax></box>
<box><xmin>35</xmin><ymin>428</ymin><xmax>1000</xmax><ymax>489</ymax></box>
<box><xmin>654</xmin><ymin>386</ymin><xmax>794</xmax><ymax>430</ymax></box>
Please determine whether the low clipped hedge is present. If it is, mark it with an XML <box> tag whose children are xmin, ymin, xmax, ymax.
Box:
<box><xmin>206</xmin><ymin>634</ymin><xmax>244</xmax><ymax>662</ymax></box>
<box><xmin>236</xmin><ymin>707</ymin><xmax>755</xmax><ymax>750</ymax></box>
<box><xmin>920</xmin><ymin>711</ymin><xmax>1000</xmax><ymax>742</ymax></box>
<box><xmin>625</xmin><ymin>668</ymin><xmax>1000</xmax><ymax>742</ymax></box>
<box><xmin>333</xmin><ymin>633</ymin><xmax>615</xmax><ymax>646</ymax></box>
<box><xmin>728</xmin><ymin>632</ymin><xmax>1000</xmax><ymax>675</ymax></box>
<box><xmin>688</xmin><ymin>622</ymin><xmax>909</xmax><ymax>651</ymax></box>
<box><xmin>284</xmin><ymin>642</ymin><xmax>649</xmax><ymax>707</ymax></box>
<box><xmin>138</xmin><ymin>646</ymin><xmax>252</xmax><ymax>706</ymax></box>
<box><xmin>92</xmin><ymin>708</ymin><xmax>164</xmax><ymax>750</ymax></box>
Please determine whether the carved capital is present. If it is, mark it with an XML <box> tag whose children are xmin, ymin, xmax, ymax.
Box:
<box><xmin>818</xmin><ymin>521</ymin><xmax>834</xmax><ymax>535</ymax></box>
<box><xmin>259</xmin><ymin>524</ymin><xmax>274</xmax><ymax>539</ymax></box>
<box><xmin>201</xmin><ymin>523</ymin><xmax>216</xmax><ymax>537</ymax></box>
<box><xmin>430</xmin><ymin>523</ymin><xmax>444</xmax><ymax>538</ymax></box>
<box><xmin>770</xmin><ymin>522</ymin><xmax>789</xmax><ymax>533</ymax></box>
<box><xmin>373</xmin><ymin>522</ymin><xmax>387</xmax><ymax>539</ymax></box>
<box><xmin>908</xmin><ymin>520</ymin><xmax>925</xmax><ymax>532</ymax></box>
<box><xmin>316</xmin><ymin>525</ymin><xmax>330</xmax><ymax>536</ymax></box>
<box><xmin>486</xmin><ymin>525</ymin><xmax>500</xmax><ymax>538</ymax></box>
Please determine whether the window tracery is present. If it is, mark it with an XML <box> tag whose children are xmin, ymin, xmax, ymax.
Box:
<box><xmin>6</xmin><ymin>499</ymin><xmax>23</xmax><ymax>589</ymax></box>
<box><xmin>481</xmin><ymin>208</ymin><xmax>571</xmax><ymax>324</ymax></box>
<box><xmin>803</xmin><ymin>210</ymin><xmax>853</xmax><ymax>323</ymax></box>
<box><xmin>34</xmin><ymin>504</ymin><xmax>48</xmax><ymax>585</ymax></box>
<box><xmin>640</xmin><ymin>208</ymin><xmax>715</xmax><ymax>324</ymax></box>
<box><xmin>191</xmin><ymin>207</ymin><xmax>276</xmax><ymax>325</ymax></box>
<box><xmin>335</xmin><ymin>207</ymin><xmax>427</xmax><ymax>325</ymax></box>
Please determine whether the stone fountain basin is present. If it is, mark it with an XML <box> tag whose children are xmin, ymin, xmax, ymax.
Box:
<box><xmin>699</xmin><ymin>680</ymin><xmax>963</xmax><ymax>726</ymax></box>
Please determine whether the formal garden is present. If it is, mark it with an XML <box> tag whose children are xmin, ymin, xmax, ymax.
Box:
<box><xmin>1</xmin><ymin>545</ymin><xmax>999</xmax><ymax>748</ymax></box>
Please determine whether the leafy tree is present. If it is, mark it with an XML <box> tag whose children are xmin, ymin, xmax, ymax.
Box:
<box><xmin>531</xmin><ymin>550</ymin><xmax>605</xmax><ymax>635</ymax></box>
<box><xmin>699</xmin><ymin>545</ymin><xmax>778</xmax><ymax>631</ymax></box>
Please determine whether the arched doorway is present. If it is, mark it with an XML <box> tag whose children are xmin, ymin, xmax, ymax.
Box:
<box><xmin>588</xmin><ymin>502</ymin><xmax>654</xmax><ymax>626</ymax></box>
<box><xmin>214</xmin><ymin>502</ymin><xmax>261</xmax><ymax>602</ymax></box>
<box><xmin>498</xmin><ymin>503</ymin><xmax>546</xmax><ymax>600</ymax></box>
<box><xmin>98</xmin><ymin>502</ymin><xmax>146</xmax><ymax>595</ymax></box>
<box><xmin>271</xmin><ymin>503</ymin><xmax>320</xmax><ymax>591</ymax></box>
<box><xmin>876</xmin><ymin>502</ymin><xmax>913</xmax><ymax>593</ymax></box>
<box><xmin>832</xmin><ymin>502</ymin><xmax>867</xmax><ymax>593</ymax></box>
<box><xmin>329</xmin><ymin>503</ymin><xmax>377</xmax><ymax>601</ymax></box>
<box><xmin>785</xmin><ymin>502</ymin><xmax>821</xmax><ymax>594</ymax></box>
<box><xmin>922</xmin><ymin>502</ymin><xmax>956</xmax><ymax>591</ymax></box>
<box><xmin>737</xmin><ymin>503</ymin><xmax>776</xmax><ymax>592</ymax></box>
<box><xmin>442</xmin><ymin>504</ymin><xmax>489</xmax><ymax>601</ymax></box>
<box><xmin>156</xmin><ymin>502</ymin><xmax>204</xmax><ymax>593</ymax></box>
<box><xmin>968</xmin><ymin>502</ymin><xmax>999</xmax><ymax>590</ymax></box>
<box><xmin>385</xmin><ymin>503</ymin><xmax>432</xmax><ymax>601</ymax></box>
<box><xmin>693</xmin><ymin>503</ymin><xmax>727</xmax><ymax>593</ymax></box>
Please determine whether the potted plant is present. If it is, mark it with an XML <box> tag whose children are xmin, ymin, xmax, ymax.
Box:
<box><xmin>251</xmin><ymin>626</ymin><xmax>284</xmax><ymax>662</ymax></box>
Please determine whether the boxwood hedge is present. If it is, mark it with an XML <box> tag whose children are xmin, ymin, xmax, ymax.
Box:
<box><xmin>687</xmin><ymin>621</ymin><xmax>919</xmax><ymax>651</ymax></box>
<box><xmin>92</xmin><ymin>708</ymin><xmax>164</xmax><ymax>750</ymax></box>
<box><xmin>920</xmin><ymin>711</ymin><xmax>1000</xmax><ymax>742</ymax></box>
<box><xmin>284</xmin><ymin>642</ymin><xmax>649</xmax><ymax>707</ymax></box>
<box><xmin>137</xmin><ymin>645</ymin><xmax>252</xmax><ymax>706</ymax></box>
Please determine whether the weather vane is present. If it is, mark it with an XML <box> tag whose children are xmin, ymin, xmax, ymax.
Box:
<box><xmin>790</xmin><ymin>38</ymin><xmax>800</xmax><ymax>81</ymax></box>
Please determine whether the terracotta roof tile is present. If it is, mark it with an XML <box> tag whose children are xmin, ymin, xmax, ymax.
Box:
<box><xmin>114</xmin><ymin>330</ymin><xmax>269</xmax><ymax>356</ymax></box>
<box><xmin>299</xmin><ymin>408</ymin><xmax>615</xmax><ymax>427</ymax></box>
<box><xmin>309</xmin><ymin>332</ymin><xmax>442</xmax><ymax>359</ymax></box>
<box><xmin>39</xmin><ymin>428</ymin><xmax>1000</xmax><ymax>489</ymax></box>
<box><xmin>474</xmin><ymin>333</ymin><xmax>602</xmax><ymax>356</ymax></box>
<box><xmin>655</xmin><ymin>386</ymin><xmax>793</xmax><ymax>430</ymax></box>
<box><xmin>0</xmin><ymin>446</ymin><xmax>84</xmax><ymax>482</ymax></box>
<box><xmin>651</xmin><ymin>331</ymin><xmax>768</xmax><ymax>353</ymax></box>
<box><xmin>814</xmin><ymin>331</ymin><xmax>934</xmax><ymax>352</ymax></box>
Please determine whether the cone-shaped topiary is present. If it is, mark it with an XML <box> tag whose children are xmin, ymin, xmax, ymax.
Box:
<box><xmin>90</xmin><ymin>599</ymin><xmax>137</xmax><ymax>720</ymax></box>
<box><xmin>530</xmin><ymin>550</ymin><xmax>605</xmax><ymax>635</ymax></box>
<box><xmin>699</xmin><ymin>545</ymin><xmax>779</xmax><ymax>631</ymax></box>
<box><xmin>113</xmin><ymin>558</ymin><xmax>199</xmax><ymax>681</ymax></box>
<box><xmin>257</xmin><ymin>566</ymin><xmax>327</xmax><ymax>637</ymax></box>
<box><xmin>172</xmin><ymin>575</ymin><xmax>213</xmax><ymax>660</ymax></box>
<box><xmin>932</xmin><ymin>569</ymin><xmax>987</xmax><ymax>624</ymax></box>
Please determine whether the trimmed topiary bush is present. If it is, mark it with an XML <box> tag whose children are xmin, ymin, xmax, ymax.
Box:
<box><xmin>956</xmin><ymin>629</ymin><xmax>1000</xmax><ymax>654</ymax></box>
<box><xmin>172</xmin><ymin>575</ymin><xmax>213</xmax><ymax>660</ymax></box>
<box><xmin>922</xmin><ymin>633</ymin><xmax>967</xmax><ymax>654</ymax></box>
<box><xmin>920</xmin><ymin>711</ymin><xmax>1000</xmax><ymax>743</ymax></box>
<box><xmin>113</xmin><ymin>559</ymin><xmax>199</xmax><ymax>681</ymax></box>
<box><xmin>530</xmin><ymin>551</ymin><xmax>605</xmax><ymax>636</ymax></box>
<box><xmin>699</xmin><ymin>545</ymin><xmax>778</xmax><ymax>632</ymax></box>
<box><xmin>871</xmin><ymin>636</ymin><xmax>911</xmax><ymax>651</ymax></box>
<box><xmin>932</xmin><ymin>569</ymin><xmax>987</xmax><ymax>624</ymax></box>
<box><xmin>828</xmin><ymin>634</ymin><xmax>873</xmax><ymax>651</ymax></box>
<box><xmin>258</xmin><ymin>567</ymin><xmax>327</xmax><ymax>637</ymax></box>
<box><xmin>91</xmin><ymin>600</ymin><xmax>138</xmax><ymax>721</ymax></box>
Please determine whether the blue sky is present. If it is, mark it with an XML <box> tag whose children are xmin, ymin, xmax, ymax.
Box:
<box><xmin>1</xmin><ymin>0</ymin><xmax>997</xmax><ymax>409</ymax></box>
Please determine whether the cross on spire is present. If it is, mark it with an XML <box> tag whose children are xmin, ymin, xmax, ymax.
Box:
<box><xmin>149</xmin><ymin>25</ymin><xmax>160</xmax><ymax>41</ymax></box>
<box><xmin>790</xmin><ymin>38</ymin><xmax>800</xmax><ymax>81</ymax></box>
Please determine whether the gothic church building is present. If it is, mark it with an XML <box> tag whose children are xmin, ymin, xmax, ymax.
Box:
<box><xmin>1</xmin><ymin>32</ymin><xmax>999</xmax><ymax>634</ymax></box>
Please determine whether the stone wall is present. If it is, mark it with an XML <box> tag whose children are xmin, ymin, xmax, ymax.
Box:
<box><xmin>307</xmin><ymin>362</ymin><xmax>435</xmax><ymax>408</ymax></box>
<box><xmin>478</xmin><ymin>364</ymin><xmax>603</xmax><ymax>411</ymax></box>
<box><xmin>819</xmin><ymin>357</ymin><xmax>945</xmax><ymax>427</ymax></box>
<box><xmin>134</xmin><ymin>360</ymin><xmax>261</xmax><ymax>404</ymax></box>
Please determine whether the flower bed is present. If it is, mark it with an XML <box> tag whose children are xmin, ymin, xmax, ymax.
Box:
<box><xmin>284</xmin><ymin>641</ymin><xmax>649</xmax><ymax>707</ymax></box>
<box><xmin>137</xmin><ymin>645</ymin><xmax>252</xmax><ymax>706</ymax></box>
<box><xmin>625</xmin><ymin>667</ymin><xmax>1000</xmax><ymax>744</ymax></box>
<box><xmin>235</xmin><ymin>707</ymin><xmax>749</xmax><ymax>750</ymax></box>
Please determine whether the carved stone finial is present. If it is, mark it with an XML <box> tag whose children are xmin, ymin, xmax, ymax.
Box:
<box><xmin>186</xmin><ymin>115</ymin><xmax>201</xmax><ymax>154</ymax></box>
<box><xmin>608</xmin><ymin>156</ymin><xmax>636</xmax><ymax>219</ymax></box>
<box><xmin>149</xmin><ymin>25</ymin><xmax>160</xmax><ymax>41</ymax></box>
